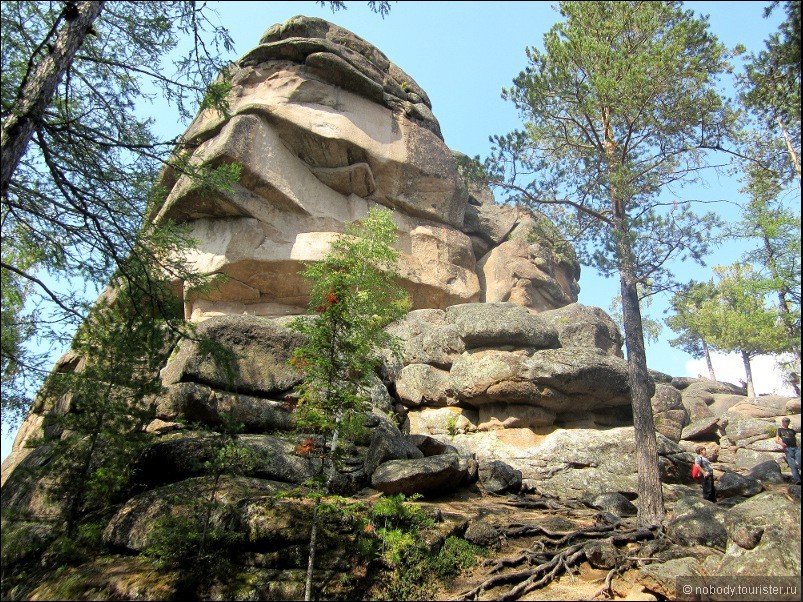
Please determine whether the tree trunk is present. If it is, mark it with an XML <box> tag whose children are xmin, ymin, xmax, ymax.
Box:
<box><xmin>741</xmin><ymin>350</ymin><xmax>757</xmax><ymax>399</ymax></box>
<box><xmin>777</xmin><ymin>115</ymin><xmax>801</xmax><ymax>182</ymax></box>
<box><xmin>619</xmin><ymin>270</ymin><xmax>665</xmax><ymax>527</ymax></box>
<box><xmin>1</xmin><ymin>1</ymin><xmax>105</xmax><ymax>197</ymax></box>
<box><xmin>304</xmin><ymin>500</ymin><xmax>320</xmax><ymax>601</ymax></box>
<box><xmin>702</xmin><ymin>339</ymin><xmax>716</xmax><ymax>381</ymax></box>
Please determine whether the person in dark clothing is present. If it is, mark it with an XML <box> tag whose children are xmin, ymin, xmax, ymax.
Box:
<box><xmin>776</xmin><ymin>417</ymin><xmax>801</xmax><ymax>485</ymax></box>
<box><xmin>695</xmin><ymin>445</ymin><xmax>716</xmax><ymax>502</ymax></box>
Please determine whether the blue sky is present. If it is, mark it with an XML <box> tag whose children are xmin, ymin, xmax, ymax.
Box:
<box><xmin>2</xmin><ymin>1</ymin><xmax>798</xmax><ymax>461</ymax></box>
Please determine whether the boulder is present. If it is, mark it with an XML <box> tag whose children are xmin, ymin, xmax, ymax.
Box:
<box><xmin>103</xmin><ymin>476</ymin><xmax>289</xmax><ymax>551</ymax></box>
<box><xmin>448</xmin><ymin>347</ymin><xmax>632</xmax><ymax>410</ymax></box>
<box><xmin>444</xmin><ymin>302</ymin><xmax>559</xmax><ymax>349</ymax></box>
<box><xmin>144</xmin><ymin>16</ymin><xmax>580</xmax><ymax>319</ymax></box>
<box><xmin>638</xmin><ymin>557</ymin><xmax>701</xmax><ymax>601</ymax></box>
<box><xmin>463</xmin><ymin>520</ymin><xmax>501</xmax><ymax>548</ymax></box>
<box><xmin>724</xmin><ymin>417</ymin><xmax>777</xmax><ymax>446</ymax></box>
<box><xmin>538</xmin><ymin>303</ymin><xmax>624</xmax><ymax>357</ymax></box>
<box><xmin>478</xmin><ymin>460</ymin><xmax>522</xmax><ymax>494</ymax></box>
<box><xmin>387</xmin><ymin>310</ymin><xmax>465</xmax><ymax>369</ymax></box>
<box><xmin>395</xmin><ymin>364</ymin><xmax>452</xmax><ymax>407</ymax></box>
<box><xmin>584</xmin><ymin>492</ymin><xmax>637</xmax><ymax>517</ymax></box>
<box><xmin>405</xmin><ymin>434</ymin><xmax>458</xmax><ymax>457</ymax></box>
<box><xmin>714</xmin><ymin>492</ymin><xmax>802</xmax><ymax>578</ymax></box>
<box><xmin>748</xmin><ymin>460</ymin><xmax>784</xmax><ymax>483</ymax></box>
<box><xmin>363</xmin><ymin>429</ymin><xmax>424</xmax><ymax>477</ymax></box>
<box><xmin>715</xmin><ymin>471</ymin><xmax>763</xmax><ymax>499</ymax></box>
<box><xmin>680</xmin><ymin>417</ymin><xmax>719</xmax><ymax>441</ymax></box>
<box><xmin>408</xmin><ymin>406</ymin><xmax>478</xmax><ymax>436</ymax></box>
<box><xmin>133</xmin><ymin>433</ymin><xmax>322</xmax><ymax>487</ymax></box>
<box><xmin>666</xmin><ymin>496</ymin><xmax>728</xmax><ymax>550</ymax></box>
<box><xmin>160</xmin><ymin>315</ymin><xmax>303</xmax><ymax>397</ymax></box>
<box><xmin>584</xmin><ymin>538</ymin><xmax>620</xmax><ymax>570</ymax></box>
<box><xmin>477</xmin><ymin>238</ymin><xmax>579</xmax><ymax>312</ymax></box>
<box><xmin>157</xmin><ymin>382</ymin><xmax>294</xmax><ymax>431</ymax></box>
<box><xmin>370</xmin><ymin>454</ymin><xmax>466</xmax><ymax>496</ymax></box>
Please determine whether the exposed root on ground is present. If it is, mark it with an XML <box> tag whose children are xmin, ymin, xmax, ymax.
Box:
<box><xmin>457</xmin><ymin>519</ymin><xmax>660</xmax><ymax>601</ymax></box>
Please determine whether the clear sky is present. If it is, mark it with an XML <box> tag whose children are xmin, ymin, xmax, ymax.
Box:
<box><xmin>2</xmin><ymin>1</ymin><xmax>798</xmax><ymax>461</ymax></box>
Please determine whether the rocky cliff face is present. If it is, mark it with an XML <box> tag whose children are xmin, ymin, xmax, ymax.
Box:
<box><xmin>147</xmin><ymin>15</ymin><xmax>579</xmax><ymax>320</ymax></box>
<box><xmin>2</xmin><ymin>15</ymin><xmax>799</xmax><ymax>602</ymax></box>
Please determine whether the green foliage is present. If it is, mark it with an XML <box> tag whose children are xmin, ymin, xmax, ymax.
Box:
<box><xmin>666</xmin><ymin>281</ymin><xmax>719</xmax><ymax>358</ymax></box>
<box><xmin>478</xmin><ymin>1</ymin><xmax>730</xmax><ymax>292</ymax></box>
<box><xmin>360</xmin><ymin>495</ymin><xmax>485</xmax><ymax>601</ymax></box>
<box><xmin>290</xmin><ymin>207</ymin><xmax>410</xmax><ymax>442</ymax></box>
<box><xmin>737</xmin><ymin>1</ymin><xmax>800</xmax><ymax>178</ymax></box>
<box><xmin>608</xmin><ymin>286</ymin><xmax>662</xmax><ymax>345</ymax></box>
<box><xmin>0</xmin><ymin>0</ymin><xmax>236</xmax><ymax>429</ymax></box>
<box><xmin>431</xmin><ymin>536</ymin><xmax>488</xmax><ymax>580</ymax></box>
<box><xmin>693</xmin><ymin>264</ymin><xmax>789</xmax><ymax>360</ymax></box>
<box><xmin>142</xmin><ymin>417</ymin><xmax>265</xmax><ymax>595</ymax></box>
<box><xmin>525</xmin><ymin>212</ymin><xmax>578</xmax><ymax>267</ymax></box>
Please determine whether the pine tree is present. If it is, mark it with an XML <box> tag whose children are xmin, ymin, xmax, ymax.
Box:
<box><xmin>289</xmin><ymin>207</ymin><xmax>410</xmax><ymax>601</ymax></box>
<box><xmin>694</xmin><ymin>264</ymin><xmax>790</xmax><ymax>398</ymax></box>
<box><xmin>474</xmin><ymin>0</ymin><xmax>733</xmax><ymax>526</ymax></box>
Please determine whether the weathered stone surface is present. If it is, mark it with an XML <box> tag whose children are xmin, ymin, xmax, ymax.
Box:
<box><xmin>666</xmin><ymin>496</ymin><xmax>728</xmax><ymax>550</ymax></box>
<box><xmin>461</xmin><ymin>180</ymin><xmax>519</xmax><ymax>247</ymax></box>
<box><xmin>396</xmin><ymin>364</ymin><xmax>452</xmax><ymax>407</ymax></box>
<box><xmin>370</xmin><ymin>454</ymin><xmax>466</xmax><ymax>496</ymax></box>
<box><xmin>449</xmin><ymin>347</ymin><xmax>632</xmax><ymax>410</ymax></box>
<box><xmin>384</xmin><ymin>309</ymin><xmax>462</xmax><ymax>369</ymax></box>
<box><xmin>584</xmin><ymin>492</ymin><xmax>637</xmax><ymax>517</ymax></box>
<box><xmin>478</xmin><ymin>238</ymin><xmax>579</xmax><ymax>312</ymax></box>
<box><xmin>651</xmin><ymin>385</ymin><xmax>687</xmax><ymax>441</ymax></box>
<box><xmin>463</xmin><ymin>520</ymin><xmax>501</xmax><ymax>548</ymax></box>
<box><xmin>363</xmin><ymin>429</ymin><xmax>424</xmax><ymax>476</ymax></box>
<box><xmin>141</xmin><ymin>16</ymin><xmax>580</xmax><ymax>320</ymax></box>
<box><xmin>724</xmin><ymin>417</ymin><xmax>776</xmax><ymax>446</ymax></box>
<box><xmin>538</xmin><ymin>303</ymin><xmax>624</xmax><ymax>357</ymax></box>
<box><xmin>478</xmin><ymin>460</ymin><xmax>522</xmax><ymax>494</ymax></box>
<box><xmin>715</xmin><ymin>492</ymin><xmax>802</xmax><ymax>577</ymax></box>
<box><xmin>103</xmin><ymin>476</ymin><xmax>289</xmax><ymax>551</ymax></box>
<box><xmin>680</xmin><ymin>417</ymin><xmax>720</xmax><ymax>441</ymax></box>
<box><xmin>444</xmin><ymin>302</ymin><xmax>559</xmax><ymax>349</ymax></box>
<box><xmin>405</xmin><ymin>434</ymin><xmax>458</xmax><ymax>457</ymax></box>
<box><xmin>158</xmin><ymin>382</ymin><xmax>294</xmax><ymax>431</ymax></box>
<box><xmin>160</xmin><ymin>315</ymin><xmax>303</xmax><ymax>397</ymax></box>
<box><xmin>748</xmin><ymin>460</ymin><xmax>784</xmax><ymax>483</ymax></box>
<box><xmin>444</xmin><ymin>427</ymin><xmax>690</xmax><ymax>500</ymax></box>
<box><xmin>584</xmin><ymin>538</ymin><xmax>620</xmax><ymax>570</ymax></box>
<box><xmin>408</xmin><ymin>406</ymin><xmax>478</xmax><ymax>436</ymax></box>
<box><xmin>716</xmin><ymin>471</ymin><xmax>763</xmax><ymax>499</ymax></box>
<box><xmin>133</xmin><ymin>433</ymin><xmax>321</xmax><ymax>487</ymax></box>
<box><xmin>477</xmin><ymin>403</ymin><xmax>556</xmax><ymax>431</ymax></box>
<box><xmin>638</xmin><ymin>557</ymin><xmax>701</xmax><ymax>600</ymax></box>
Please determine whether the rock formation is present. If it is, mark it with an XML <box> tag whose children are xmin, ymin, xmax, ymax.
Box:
<box><xmin>147</xmin><ymin>15</ymin><xmax>579</xmax><ymax>320</ymax></box>
<box><xmin>1</xmin><ymin>15</ymin><xmax>799</xmax><ymax>602</ymax></box>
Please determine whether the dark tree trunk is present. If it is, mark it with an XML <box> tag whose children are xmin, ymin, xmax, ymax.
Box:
<box><xmin>1</xmin><ymin>1</ymin><xmax>105</xmax><ymax>197</ymax></box>
<box><xmin>617</xmin><ymin>239</ymin><xmax>665</xmax><ymax>527</ymax></box>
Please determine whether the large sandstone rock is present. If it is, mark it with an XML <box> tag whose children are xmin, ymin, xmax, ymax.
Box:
<box><xmin>448</xmin><ymin>347</ymin><xmax>632</xmax><ymax>411</ymax></box>
<box><xmin>370</xmin><ymin>453</ymin><xmax>466</xmax><ymax>496</ymax></box>
<box><xmin>444</xmin><ymin>427</ymin><xmax>691</xmax><ymax>500</ymax></box>
<box><xmin>145</xmin><ymin>16</ymin><xmax>578</xmax><ymax>319</ymax></box>
<box><xmin>666</xmin><ymin>496</ymin><xmax>728</xmax><ymax>550</ymax></box>
<box><xmin>537</xmin><ymin>303</ymin><xmax>624</xmax><ymax>357</ymax></box>
<box><xmin>160</xmin><ymin>314</ymin><xmax>303</xmax><ymax>396</ymax></box>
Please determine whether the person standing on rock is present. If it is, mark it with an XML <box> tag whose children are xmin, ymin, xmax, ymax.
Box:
<box><xmin>775</xmin><ymin>417</ymin><xmax>801</xmax><ymax>485</ymax></box>
<box><xmin>695</xmin><ymin>446</ymin><xmax>716</xmax><ymax>502</ymax></box>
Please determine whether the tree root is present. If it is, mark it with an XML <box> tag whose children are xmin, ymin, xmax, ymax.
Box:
<box><xmin>457</xmin><ymin>523</ymin><xmax>659</xmax><ymax>601</ymax></box>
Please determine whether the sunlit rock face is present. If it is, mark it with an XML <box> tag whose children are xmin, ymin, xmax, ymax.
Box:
<box><xmin>149</xmin><ymin>16</ymin><xmax>579</xmax><ymax>320</ymax></box>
